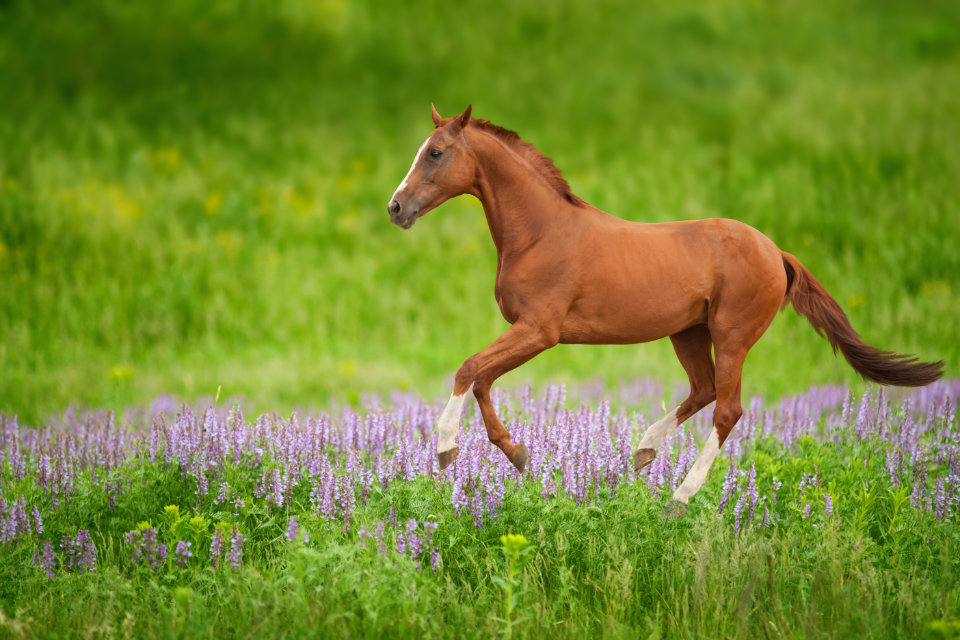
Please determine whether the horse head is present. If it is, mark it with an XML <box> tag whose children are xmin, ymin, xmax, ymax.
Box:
<box><xmin>387</xmin><ymin>104</ymin><xmax>475</xmax><ymax>229</ymax></box>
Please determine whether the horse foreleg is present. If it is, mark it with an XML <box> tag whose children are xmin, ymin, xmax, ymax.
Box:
<box><xmin>436</xmin><ymin>321</ymin><xmax>558</xmax><ymax>472</ymax></box>
<box><xmin>436</xmin><ymin>391</ymin><xmax>470</xmax><ymax>470</ymax></box>
<box><xmin>635</xmin><ymin>325</ymin><xmax>716</xmax><ymax>471</ymax></box>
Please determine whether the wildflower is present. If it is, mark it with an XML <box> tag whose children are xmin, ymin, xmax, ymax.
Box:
<box><xmin>228</xmin><ymin>526</ymin><xmax>246</xmax><ymax>571</ymax></box>
<box><xmin>175</xmin><ymin>540</ymin><xmax>192</xmax><ymax>567</ymax></box>
<box><xmin>61</xmin><ymin>529</ymin><xmax>96</xmax><ymax>573</ymax></box>
<box><xmin>825</xmin><ymin>493</ymin><xmax>834</xmax><ymax>517</ymax></box>
<box><xmin>210</xmin><ymin>528</ymin><xmax>225</xmax><ymax>570</ymax></box>
<box><xmin>37</xmin><ymin>540</ymin><xmax>56</xmax><ymax>578</ymax></box>
<box><xmin>32</xmin><ymin>505</ymin><xmax>43</xmax><ymax>537</ymax></box>
<box><xmin>286</xmin><ymin>517</ymin><xmax>301</xmax><ymax>542</ymax></box>
<box><xmin>733</xmin><ymin>493</ymin><xmax>746</xmax><ymax>532</ymax></box>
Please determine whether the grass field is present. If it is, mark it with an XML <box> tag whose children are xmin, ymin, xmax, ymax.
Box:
<box><xmin>1</xmin><ymin>0</ymin><xmax>958</xmax><ymax>422</ymax></box>
<box><xmin>2</xmin><ymin>0</ymin><xmax>960</xmax><ymax>637</ymax></box>
<box><xmin>1</xmin><ymin>381</ymin><xmax>958</xmax><ymax>638</ymax></box>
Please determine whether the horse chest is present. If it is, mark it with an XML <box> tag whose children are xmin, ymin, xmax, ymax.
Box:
<box><xmin>494</xmin><ymin>268</ymin><xmax>521</xmax><ymax>324</ymax></box>
<box><xmin>494</xmin><ymin>284</ymin><xmax>518</xmax><ymax>324</ymax></box>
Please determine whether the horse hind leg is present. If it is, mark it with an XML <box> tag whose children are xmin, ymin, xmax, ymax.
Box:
<box><xmin>634</xmin><ymin>325</ymin><xmax>716</xmax><ymax>471</ymax></box>
<box><xmin>663</xmin><ymin>349</ymin><xmax>744</xmax><ymax>519</ymax></box>
<box><xmin>663</xmin><ymin>295</ymin><xmax>780</xmax><ymax>518</ymax></box>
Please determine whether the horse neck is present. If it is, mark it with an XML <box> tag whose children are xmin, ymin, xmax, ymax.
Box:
<box><xmin>468</xmin><ymin>130</ymin><xmax>572</xmax><ymax>257</ymax></box>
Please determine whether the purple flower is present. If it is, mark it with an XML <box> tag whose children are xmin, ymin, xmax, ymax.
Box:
<box><xmin>34</xmin><ymin>540</ymin><xmax>56</xmax><ymax>578</ymax></box>
<box><xmin>430</xmin><ymin>547</ymin><xmax>441</xmax><ymax>573</ymax></box>
<box><xmin>32</xmin><ymin>505</ymin><xmax>43</xmax><ymax>537</ymax></box>
<box><xmin>286</xmin><ymin>517</ymin><xmax>301</xmax><ymax>542</ymax></box>
<box><xmin>174</xmin><ymin>540</ymin><xmax>192</xmax><ymax>566</ymax></box>
<box><xmin>210</xmin><ymin>528</ymin><xmax>225</xmax><ymax>570</ymax></box>
<box><xmin>825</xmin><ymin>493</ymin><xmax>834</xmax><ymax>517</ymax></box>
<box><xmin>228</xmin><ymin>526</ymin><xmax>246</xmax><ymax>571</ymax></box>
<box><xmin>61</xmin><ymin>529</ymin><xmax>96</xmax><ymax>573</ymax></box>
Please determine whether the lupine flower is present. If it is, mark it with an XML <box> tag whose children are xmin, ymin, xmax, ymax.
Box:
<box><xmin>1</xmin><ymin>379</ymin><xmax>958</xmax><ymax>554</ymax></box>
<box><xmin>228</xmin><ymin>526</ymin><xmax>246</xmax><ymax>571</ymax></box>
<box><xmin>32</xmin><ymin>505</ymin><xmax>43</xmax><ymax>537</ymax></box>
<box><xmin>357</xmin><ymin>525</ymin><xmax>370</xmax><ymax>547</ymax></box>
<box><xmin>125</xmin><ymin>525</ymin><xmax>166</xmax><ymax>570</ymax></box>
<box><xmin>210</xmin><ymin>528</ymin><xmax>225</xmax><ymax>570</ymax></box>
<box><xmin>175</xmin><ymin>540</ymin><xmax>192</xmax><ymax>567</ymax></box>
<box><xmin>825</xmin><ymin>493</ymin><xmax>834</xmax><ymax>517</ymax></box>
<box><xmin>61</xmin><ymin>529</ymin><xmax>96</xmax><ymax>573</ymax></box>
<box><xmin>286</xmin><ymin>517</ymin><xmax>301</xmax><ymax>542</ymax></box>
<box><xmin>33</xmin><ymin>540</ymin><xmax>56</xmax><ymax>578</ymax></box>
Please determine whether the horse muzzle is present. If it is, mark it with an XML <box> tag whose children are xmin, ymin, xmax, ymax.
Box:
<box><xmin>387</xmin><ymin>198</ymin><xmax>420</xmax><ymax>229</ymax></box>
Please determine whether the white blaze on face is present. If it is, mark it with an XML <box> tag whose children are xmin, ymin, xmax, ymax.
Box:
<box><xmin>437</xmin><ymin>391</ymin><xmax>468</xmax><ymax>454</ymax></box>
<box><xmin>637</xmin><ymin>407</ymin><xmax>679</xmax><ymax>450</ymax></box>
<box><xmin>672</xmin><ymin>428</ymin><xmax>722</xmax><ymax>504</ymax></box>
<box><xmin>390</xmin><ymin>138</ymin><xmax>430</xmax><ymax>205</ymax></box>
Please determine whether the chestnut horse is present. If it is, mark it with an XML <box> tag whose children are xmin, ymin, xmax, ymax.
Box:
<box><xmin>387</xmin><ymin>105</ymin><xmax>943</xmax><ymax>517</ymax></box>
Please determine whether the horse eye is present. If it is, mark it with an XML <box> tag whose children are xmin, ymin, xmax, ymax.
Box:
<box><xmin>429</xmin><ymin>149</ymin><xmax>442</xmax><ymax>159</ymax></box>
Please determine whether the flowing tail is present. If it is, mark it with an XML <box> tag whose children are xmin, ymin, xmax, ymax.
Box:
<box><xmin>780</xmin><ymin>252</ymin><xmax>943</xmax><ymax>387</ymax></box>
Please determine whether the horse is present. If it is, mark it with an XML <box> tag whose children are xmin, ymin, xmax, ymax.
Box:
<box><xmin>387</xmin><ymin>104</ymin><xmax>944</xmax><ymax>517</ymax></box>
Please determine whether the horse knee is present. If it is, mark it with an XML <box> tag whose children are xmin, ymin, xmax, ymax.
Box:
<box><xmin>677</xmin><ymin>387</ymin><xmax>716</xmax><ymax>421</ymax></box>
<box><xmin>454</xmin><ymin>359</ymin><xmax>479</xmax><ymax>395</ymax></box>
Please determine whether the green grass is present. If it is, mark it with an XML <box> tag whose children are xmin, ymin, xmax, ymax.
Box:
<box><xmin>2</xmin><ymin>393</ymin><xmax>958</xmax><ymax>639</ymax></box>
<box><xmin>1</xmin><ymin>0</ymin><xmax>958</xmax><ymax>421</ymax></box>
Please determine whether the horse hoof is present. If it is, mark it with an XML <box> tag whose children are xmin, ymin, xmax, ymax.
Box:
<box><xmin>437</xmin><ymin>447</ymin><xmax>459</xmax><ymax>470</ymax></box>
<box><xmin>633</xmin><ymin>448</ymin><xmax>656</xmax><ymax>471</ymax></box>
<box><xmin>510</xmin><ymin>444</ymin><xmax>529</xmax><ymax>473</ymax></box>
<box><xmin>661</xmin><ymin>499</ymin><xmax>689</xmax><ymax>520</ymax></box>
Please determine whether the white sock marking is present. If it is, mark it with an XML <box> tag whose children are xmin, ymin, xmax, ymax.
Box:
<box><xmin>638</xmin><ymin>408</ymin><xmax>679</xmax><ymax>450</ymax></box>
<box><xmin>672</xmin><ymin>429</ymin><xmax>721</xmax><ymax>504</ymax></box>
<box><xmin>437</xmin><ymin>391</ymin><xmax>468</xmax><ymax>453</ymax></box>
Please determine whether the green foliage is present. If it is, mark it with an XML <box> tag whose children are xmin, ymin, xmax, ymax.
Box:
<box><xmin>492</xmin><ymin>534</ymin><xmax>535</xmax><ymax>638</ymax></box>
<box><xmin>0</xmin><ymin>0</ymin><xmax>958</xmax><ymax>421</ymax></box>
<box><xmin>2</xmin><ymin>425</ymin><xmax>958</xmax><ymax>638</ymax></box>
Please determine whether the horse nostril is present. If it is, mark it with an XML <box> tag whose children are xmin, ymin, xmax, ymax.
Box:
<box><xmin>388</xmin><ymin>199</ymin><xmax>401</xmax><ymax>217</ymax></box>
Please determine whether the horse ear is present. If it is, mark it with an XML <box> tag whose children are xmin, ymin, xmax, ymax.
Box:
<box><xmin>431</xmin><ymin>103</ymin><xmax>443</xmax><ymax>127</ymax></box>
<box><xmin>453</xmin><ymin>104</ymin><xmax>472</xmax><ymax>131</ymax></box>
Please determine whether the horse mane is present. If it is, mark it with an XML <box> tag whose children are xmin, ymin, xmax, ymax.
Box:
<box><xmin>468</xmin><ymin>119</ymin><xmax>586</xmax><ymax>207</ymax></box>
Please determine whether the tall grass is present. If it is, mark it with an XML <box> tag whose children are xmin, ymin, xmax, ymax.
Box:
<box><xmin>1</xmin><ymin>380</ymin><xmax>958</xmax><ymax>638</ymax></box>
<box><xmin>1</xmin><ymin>0</ymin><xmax>958</xmax><ymax>421</ymax></box>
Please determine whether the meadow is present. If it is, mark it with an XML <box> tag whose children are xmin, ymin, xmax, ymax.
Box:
<box><xmin>1</xmin><ymin>0</ymin><xmax>958</xmax><ymax>421</ymax></box>
<box><xmin>1</xmin><ymin>380</ymin><xmax>959</xmax><ymax>638</ymax></box>
<box><xmin>2</xmin><ymin>0</ymin><xmax>960</xmax><ymax>637</ymax></box>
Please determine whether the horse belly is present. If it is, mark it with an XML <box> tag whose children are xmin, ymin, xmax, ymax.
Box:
<box><xmin>557</xmin><ymin>227</ymin><xmax>714</xmax><ymax>344</ymax></box>
<box><xmin>559</xmin><ymin>281</ymin><xmax>707</xmax><ymax>345</ymax></box>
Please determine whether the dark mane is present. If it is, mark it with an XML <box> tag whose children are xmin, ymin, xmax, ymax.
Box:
<box><xmin>469</xmin><ymin>119</ymin><xmax>586</xmax><ymax>207</ymax></box>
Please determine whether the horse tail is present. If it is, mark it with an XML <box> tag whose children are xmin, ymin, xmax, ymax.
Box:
<box><xmin>780</xmin><ymin>252</ymin><xmax>943</xmax><ymax>387</ymax></box>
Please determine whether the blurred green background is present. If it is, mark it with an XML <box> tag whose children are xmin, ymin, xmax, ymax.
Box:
<box><xmin>1</xmin><ymin>0</ymin><xmax>958</xmax><ymax>422</ymax></box>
